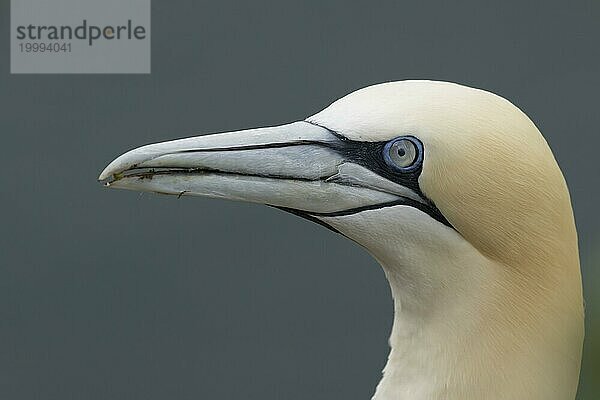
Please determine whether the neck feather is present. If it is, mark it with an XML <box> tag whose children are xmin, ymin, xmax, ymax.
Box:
<box><xmin>324</xmin><ymin>207</ymin><xmax>582</xmax><ymax>400</ymax></box>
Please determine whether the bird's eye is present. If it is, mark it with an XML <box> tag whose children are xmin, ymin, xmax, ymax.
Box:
<box><xmin>383</xmin><ymin>136</ymin><xmax>422</xmax><ymax>172</ymax></box>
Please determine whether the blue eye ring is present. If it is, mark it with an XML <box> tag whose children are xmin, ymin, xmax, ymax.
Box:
<box><xmin>382</xmin><ymin>136</ymin><xmax>424</xmax><ymax>173</ymax></box>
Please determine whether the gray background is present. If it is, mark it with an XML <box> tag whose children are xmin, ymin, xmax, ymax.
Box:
<box><xmin>1</xmin><ymin>1</ymin><xmax>598</xmax><ymax>399</ymax></box>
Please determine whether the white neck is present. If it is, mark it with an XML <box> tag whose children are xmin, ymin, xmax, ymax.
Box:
<box><xmin>323</xmin><ymin>206</ymin><xmax>581</xmax><ymax>400</ymax></box>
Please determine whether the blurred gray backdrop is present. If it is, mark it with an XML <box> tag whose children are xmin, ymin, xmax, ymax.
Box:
<box><xmin>1</xmin><ymin>1</ymin><xmax>598</xmax><ymax>399</ymax></box>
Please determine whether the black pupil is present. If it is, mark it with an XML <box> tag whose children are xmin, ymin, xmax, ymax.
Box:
<box><xmin>397</xmin><ymin>148</ymin><xmax>406</xmax><ymax>157</ymax></box>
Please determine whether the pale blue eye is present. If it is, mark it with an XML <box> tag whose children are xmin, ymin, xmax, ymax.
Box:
<box><xmin>383</xmin><ymin>136</ymin><xmax>423</xmax><ymax>172</ymax></box>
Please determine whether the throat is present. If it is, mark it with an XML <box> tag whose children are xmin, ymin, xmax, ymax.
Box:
<box><xmin>372</xmin><ymin>281</ymin><xmax>490</xmax><ymax>400</ymax></box>
<box><xmin>322</xmin><ymin>207</ymin><xmax>582</xmax><ymax>400</ymax></box>
<box><xmin>372</xmin><ymin>259</ymin><xmax>498</xmax><ymax>400</ymax></box>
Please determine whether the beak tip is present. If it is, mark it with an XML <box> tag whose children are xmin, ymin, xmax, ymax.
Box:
<box><xmin>98</xmin><ymin>170</ymin><xmax>110</xmax><ymax>182</ymax></box>
<box><xmin>98</xmin><ymin>165</ymin><xmax>116</xmax><ymax>183</ymax></box>
<box><xmin>98</xmin><ymin>165</ymin><xmax>124</xmax><ymax>186</ymax></box>
<box><xmin>99</xmin><ymin>152</ymin><xmax>142</xmax><ymax>184</ymax></box>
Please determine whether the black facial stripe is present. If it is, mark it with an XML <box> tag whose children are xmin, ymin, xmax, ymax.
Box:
<box><xmin>304</xmin><ymin>121</ymin><xmax>453</xmax><ymax>229</ymax></box>
<box><xmin>280</xmin><ymin>198</ymin><xmax>450</xmax><ymax>227</ymax></box>
<box><xmin>271</xmin><ymin>206</ymin><xmax>343</xmax><ymax>235</ymax></box>
<box><xmin>275</xmin><ymin>199</ymin><xmax>451</xmax><ymax>235</ymax></box>
<box><xmin>324</xmin><ymin>139</ymin><xmax>422</xmax><ymax>193</ymax></box>
<box><xmin>304</xmin><ymin>122</ymin><xmax>422</xmax><ymax>194</ymax></box>
<box><xmin>309</xmin><ymin>199</ymin><xmax>449</xmax><ymax>223</ymax></box>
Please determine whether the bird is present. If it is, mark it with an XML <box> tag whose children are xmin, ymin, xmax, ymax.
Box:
<box><xmin>99</xmin><ymin>80</ymin><xmax>584</xmax><ymax>400</ymax></box>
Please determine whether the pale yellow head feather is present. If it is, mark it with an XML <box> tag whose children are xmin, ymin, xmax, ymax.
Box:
<box><xmin>309</xmin><ymin>81</ymin><xmax>583</xmax><ymax>398</ymax></box>
<box><xmin>310</xmin><ymin>80</ymin><xmax>579</xmax><ymax>273</ymax></box>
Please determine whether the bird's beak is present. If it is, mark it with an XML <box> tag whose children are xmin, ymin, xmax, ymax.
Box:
<box><xmin>98</xmin><ymin>121</ymin><xmax>422</xmax><ymax>215</ymax></box>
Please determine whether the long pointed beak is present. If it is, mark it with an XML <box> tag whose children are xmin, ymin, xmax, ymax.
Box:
<box><xmin>98</xmin><ymin>121</ymin><xmax>419</xmax><ymax>215</ymax></box>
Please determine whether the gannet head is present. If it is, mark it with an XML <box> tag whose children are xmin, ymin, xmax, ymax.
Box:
<box><xmin>99</xmin><ymin>80</ymin><xmax>583</xmax><ymax>399</ymax></box>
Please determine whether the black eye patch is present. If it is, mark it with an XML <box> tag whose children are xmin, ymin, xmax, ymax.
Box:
<box><xmin>312</xmin><ymin>129</ymin><xmax>452</xmax><ymax>229</ymax></box>
<box><xmin>323</xmin><ymin>132</ymin><xmax>423</xmax><ymax>194</ymax></box>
